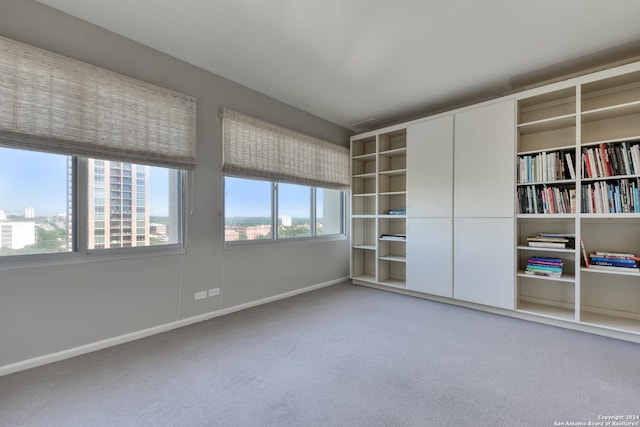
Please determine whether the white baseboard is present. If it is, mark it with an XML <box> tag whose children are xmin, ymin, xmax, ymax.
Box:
<box><xmin>0</xmin><ymin>277</ymin><xmax>348</xmax><ymax>377</ymax></box>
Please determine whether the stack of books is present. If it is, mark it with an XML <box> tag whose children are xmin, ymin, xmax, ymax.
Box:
<box><xmin>526</xmin><ymin>233</ymin><xmax>575</xmax><ymax>249</ymax></box>
<box><xmin>525</xmin><ymin>257</ymin><xmax>563</xmax><ymax>278</ymax></box>
<box><xmin>588</xmin><ymin>252</ymin><xmax>639</xmax><ymax>273</ymax></box>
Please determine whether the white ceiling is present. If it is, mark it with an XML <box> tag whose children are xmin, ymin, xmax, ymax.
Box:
<box><xmin>36</xmin><ymin>0</ymin><xmax>640</xmax><ymax>131</ymax></box>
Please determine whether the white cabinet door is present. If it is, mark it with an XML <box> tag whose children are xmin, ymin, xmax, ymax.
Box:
<box><xmin>454</xmin><ymin>100</ymin><xmax>515</xmax><ymax>218</ymax></box>
<box><xmin>453</xmin><ymin>218</ymin><xmax>514</xmax><ymax>310</ymax></box>
<box><xmin>407</xmin><ymin>115</ymin><xmax>454</xmax><ymax>218</ymax></box>
<box><xmin>406</xmin><ymin>218</ymin><xmax>453</xmax><ymax>297</ymax></box>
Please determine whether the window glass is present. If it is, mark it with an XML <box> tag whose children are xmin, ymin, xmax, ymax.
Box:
<box><xmin>0</xmin><ymin>146</ymin><xmax>72</xmax><ymax>256</ymax></box>
<box><xmin>277</xmin><ymin>183</ymin><xmax>311</xmax><ymax>239</ymax></box>
<box><xmin>316</xmin><ymin>188</ymin><xmax>343</xmax><ymax>235</ymax></box>
<box><xmin>224</xmin><ymin>177</ymin><xmax>272</xmax><ymax>241</ymax></box>
<box><xmin>87</xmin><ymin>160</ymin><xmax>180</xmax><ymax>249</ymax></box>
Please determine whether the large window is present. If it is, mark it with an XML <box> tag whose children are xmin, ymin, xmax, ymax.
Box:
<box><xmin>224</xmin><ymin>177</ymin><xmax>344</xmax><ymax>242</ymax></box>
<box><xmin>0</xmin><ymin>36</ymin><xmax>194</xmax><ymax>260</ymax></box>
<box><xmin>0</xmin><ymin>146</ymin><xmax>183</xmax><ymax>259</ymax></box>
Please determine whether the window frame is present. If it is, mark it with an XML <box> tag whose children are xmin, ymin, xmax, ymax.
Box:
<box><xmin>0</xmin><ymin>150</ymin><xmax>187</xmax><ymax>270</ymax></box>
<box><xmin>223</xmin><ymin>176</ymin><xmax>346</xmax><ymax>246</ymax></box>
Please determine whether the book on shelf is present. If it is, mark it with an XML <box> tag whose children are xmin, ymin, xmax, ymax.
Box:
<box><xmin>582</xmin><ymin>141</ymin><xmax>640</xmax><ymax>179</ymax></box>
<box><xmin>590</xmin><ymin>256</ymin><xmax>638</xmax><ymax>266</ymax></box>
<box><xmin>526</xmin><ymin>233</ymin><xmax>575</xmax><ymax>249</ymax></box>
<box><xmin>594</xmin><ymin>251</ymin><xmax>639</xmax><ymax>260</ymax></box>
<box><xmin>380</xmin><ymin>234</ymin><xmax>406</xmax><ymax>241</ymax></box>
<box><xmin>517</xmin><ymin>185</ymin><xmax>576</xmax><ymax>214</ymax></box>
<box><xmin>580</xmin><ymin>236</ymin><xmax>589</xmax><ymax>268</ymax></box>
<box><xmin>587</xmin><ymin>264</ymin><xmax>640</xmax><ymax>273</ymax></box>
<box><xmin>581</xmin><ymin>178</ymin><xmax>640</xmax><ymax>213</ymax></box>
<box><xmin>582</xmin><ymin>249</ymin><xmax>640</xmax><ymax>271</ymax></box>
<box><xmin>517</xmin><ymin>150</ymin><xmax>574</xmax><ymax>184</ymax></box>
<box><xmin>525</xmin><ymin>256</ymin><xmax>563</xmax><ymax>278</ymax></box>
<box><xmin>387</xmin><ymin>209</ymin><xmax>406</xmax><ymax>215</ymax></box>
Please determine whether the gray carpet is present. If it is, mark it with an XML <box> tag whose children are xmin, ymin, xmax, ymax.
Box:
<box><xmin>1</xmin><ymin>282</ymin><xmax>639</xmax><ymax>427</ymax></box>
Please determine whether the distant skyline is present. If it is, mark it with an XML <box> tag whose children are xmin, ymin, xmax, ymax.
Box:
<box><xmin>0</xmin><ymin>147</ymin><xmax>170</xmax><ymax>217</ymax></box>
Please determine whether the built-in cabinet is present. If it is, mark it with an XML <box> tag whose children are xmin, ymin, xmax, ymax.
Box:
<box><xmin>453</xmin><ymin>101</ymin><xmax>515</xmax><ymax>309</ymax></box>
<box><xmin>351</xmin><ymin>60</ymin><xmax>640</xmax><ymax>341</ymax></box>
<box><xmin>405</xmin><ymin>116</ymin><xmax>453</xmax><ymax>297</ymax></box>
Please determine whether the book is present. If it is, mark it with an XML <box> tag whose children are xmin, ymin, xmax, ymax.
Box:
<box><xmin>380</xmin><ymin>234</ymin><xmax>406</xmax><ymax>241</ymax></box>
<box><xmin>589</xmin><ymin>256</ymin><xmax>638</xmax><ymax>266</ymax></box>
<box><xmin>387</xmin><ymin>209</ymin><xmax>406</xmax><ymax>215</ymax></box>
<box><xmin>580</xmin><ymin>236</ymin><xmax>589</xmax><ymax>268</ymax></box>
<box><xmin>588</xmin><ymin>264</ymin><xmax>640</xmax><ymax>273</ymax></box>
<box><xmin>594</xmin><ymin>251</ymin><xmax>638</xmax><ymax>259</ymax></box>
<box><xmin>524</xmin><ymin>269</ymin><xmax>562</xmax><ymax>278</ymax></box>
<box><xmin>527</xmin><ymin>241</ymin><xmax>566</xmax><ymax>248</ymax></box>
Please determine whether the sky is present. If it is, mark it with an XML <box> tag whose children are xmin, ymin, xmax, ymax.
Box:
<box><xmin>224</xmin><ymin>177</ymin><xmax>327</xmax><ymax>218</ymax></box>
<box><xmin>0</xmin><ymin>147</ymin><xmax>169</xmax><ymax>217</ymax></box>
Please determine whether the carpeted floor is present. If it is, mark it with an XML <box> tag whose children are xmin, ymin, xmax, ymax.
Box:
<box><xmin>1</xmin><ymin>282</ymin><xmax>639</xmax><ymax>426</ymax></box>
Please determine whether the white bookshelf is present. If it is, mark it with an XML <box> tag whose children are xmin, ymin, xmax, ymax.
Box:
<box><xmin>350</xmin><ymin>130</ymin><xmax>407</xmax><ymax>288</ymax></box>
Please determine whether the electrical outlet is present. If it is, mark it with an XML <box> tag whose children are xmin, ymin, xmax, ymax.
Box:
<box><xmin>209</xmin><ymin>288</ymin><xmax>220</xmax><ymax>297</ymax></box>
<box><xmin>195</xmin><ymin>291</ymin><xmax>207</xmax><ymax>300</ymax></box>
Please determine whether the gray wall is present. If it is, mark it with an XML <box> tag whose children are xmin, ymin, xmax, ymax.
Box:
<box><xmin>0</xmin><ymin>0</ymin><xmax>352</xmax><ymax>368</ymax></box>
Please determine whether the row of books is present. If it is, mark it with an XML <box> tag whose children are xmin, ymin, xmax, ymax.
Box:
<box><xmin>582</xmin><ymin>141</ymin><xmax>640</xmax><ymax>179</ymax></box>
<box><xmin>517</xmin><ymin>151</ymin><xmax>575</xmax><ymax>184</ymax></box>
<box><xmin>526</xmin><ymin>233</ymin><xmax>575</xmax><ymax>249</ymax></box>
<box><xmin>581</xmin><ymin>179</ymin><xmax>640</xmax><ymax>214</ymax></box>
<box><xmin>584</xmin><ymin>251</ymin><xmax>639</xmax><ymax>273</ymax></box>
<box><xmin>525</xmin><ymin>257</ymin><xmax>563</xmax><ymax>278</ymax></box>
<box><xmin>517</xmin><ymin>185</ymin><xmax>577</xmax><ymax>214</ymax></box>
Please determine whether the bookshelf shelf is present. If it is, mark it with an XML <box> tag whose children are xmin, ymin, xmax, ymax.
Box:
<box><xmin>517</xmin><ymin>114</ymin><xmax>576</xmax><ymax>135</ymax></box>
<box><xmin>379</xmin><ymin>255</ymin><xmax>406</xmax><ymax>263</ymax></box>
<box><xmin>580</xmin><ymin>311</ymin><xmax>640</xmax><ymax>334</ymax></box>
<box><xmin>517</xmin><ymin>301</ymin><xmax>575</xmax><ymax>321</ymax></box>
<box><xmin>581</xmin><ymin>100</ymin><xmax>640</xmax><ymax>123</ymax></box>
<box><xmin>581</xmin><ymin>267</ymin><xmax>640</xmax><ymax>277</ymax></box>
<box><xmin>516</xmin><ymin>270</ymin><xmax>575</xmax><ymax>283</ymax></box>
<box><xmin>379</xmin><ymin>169</ymin><xmax>407</xmax><ymax>176</ymax></box>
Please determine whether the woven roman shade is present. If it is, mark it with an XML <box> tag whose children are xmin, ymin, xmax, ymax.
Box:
<box><xmin>221</xmin><ymin>108</ymin><xmax>349</xmax><ymax>189</ymax></box>
<box><xmin>0</xmin><ymin>36</ymin><xmax>196</xmax><ymax>169</ymax></box>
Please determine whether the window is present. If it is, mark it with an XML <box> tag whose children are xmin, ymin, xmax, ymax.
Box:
<box><xmin>0</xmin><ymin>35</ymin><xmax>195</xmax><ymax>261</ymax></box>
<box><xmin>0</xmin><ymin>147</ymin><xmax>183</xmax><ymax>259</ymax></box>
<box><xmin>224</xmin><ymin>177</ymin><xmax>344</xmax><ymax>242</ymax></box>
<box><xmin>224</xmin><ymin>177</ymin><xmax>272</xmax><ymax>241</ymax></box>
<box><xmin>87</xmin><ymin>159</ymin><xmax>181</xmax><ymax>250</ymax></box>
<box><xmin>0</xmin><ymin>146</ymin><xmax>71</xmax><ymax>256</ymax></box>
<box><xmin>277</xmin><ymin>183</ymin><xmax>311</xmax><ymax>239</ymax></box>
<box><xmin>316</xmin><ymin>188</ymin><xmax>344</xmax><ymax>235</ymax></box>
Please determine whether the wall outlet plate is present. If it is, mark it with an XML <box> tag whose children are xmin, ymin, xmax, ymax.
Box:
<box><xmin>195</xmin><ymin>291</ymin><xmax>207</xmax><ymax>300</ymax></box>
<box><xmin>209</xmin><ymin>288</ymin><xmax>220</xmax><ymax>297</ymax></box>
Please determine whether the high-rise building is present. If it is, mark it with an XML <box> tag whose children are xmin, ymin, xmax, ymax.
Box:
<box><xmin>87</xmin><ymin>159</ymin><xmax>150</xmax><ymax>249</ymax></box>
<box><xmin>24</xmin><ymin>207</ymin><xmax>35</xmax><ymax>218</ymax></box>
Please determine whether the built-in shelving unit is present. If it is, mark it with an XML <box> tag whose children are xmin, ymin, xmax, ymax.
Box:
<box><xmin>515</xmin><ymin>66</ymin><xmax>640</xmax><ymax>334</ymax></box>
<box><xmin>350</xmin><ymin>129</ymin><xmax>407</xmax><ymax>288</ymax></box>
<box><xmin>351</xmin><ymin>59</ymin><xmax>640</xmax><ymax>342</ymax></box>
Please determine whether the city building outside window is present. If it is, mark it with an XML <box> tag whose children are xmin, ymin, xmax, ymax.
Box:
<box><xmin>0</xmin><ymin>146</ymin><xmax>184</xmax><ymax>259</ymax></box>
